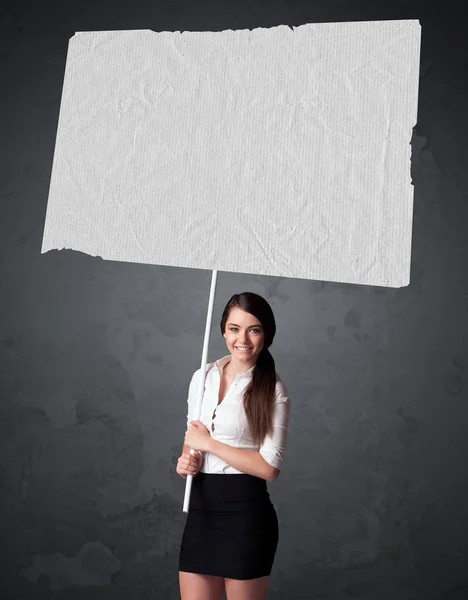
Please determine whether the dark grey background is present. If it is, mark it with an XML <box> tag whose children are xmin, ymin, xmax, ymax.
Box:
<box><xmin>1</xmin><ymin>1</ymin><xmax>467</xmax><ymax>598</ymax></box>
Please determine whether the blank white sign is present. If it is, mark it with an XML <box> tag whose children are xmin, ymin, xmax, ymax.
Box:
<box><xmin>42</xmin><ymin>20</ymin><xmax>421</xmax><ymax>287</ymax></box>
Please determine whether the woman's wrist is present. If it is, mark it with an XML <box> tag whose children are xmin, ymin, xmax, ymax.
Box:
<box><xmin>205</xmin><ymin>437</ymin><xmax>214</xmax><ymax>453</ymax></box>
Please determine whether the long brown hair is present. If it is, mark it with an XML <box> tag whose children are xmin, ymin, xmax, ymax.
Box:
<box><xmin>220</xmin><ymin>292</ymin><xmax>277</xmax><ymax>446</ymax></box>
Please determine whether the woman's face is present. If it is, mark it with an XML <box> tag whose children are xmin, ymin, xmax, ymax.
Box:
<box><xmin>223</xmin><ymin>307</ymin><xmax>265</xmax><ymax>364</ymax></box>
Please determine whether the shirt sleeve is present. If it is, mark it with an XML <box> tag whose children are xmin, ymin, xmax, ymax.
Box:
<box><xmin>258</xmin><ymin>388</ymin><xmax>291</xmax><ymax>470</ymax></box>
<box><xmin>186</xmin><ymin>369</ymin><xmax>199</xmax><ymax>430</ymax></box>
<box><xmin>186</xmin><ymin>365</ymin><xmax>213</xmax><ymax>429</ymax></box>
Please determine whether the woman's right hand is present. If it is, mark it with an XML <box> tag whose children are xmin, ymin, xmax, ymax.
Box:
<box><xmin>176</xmin><ymin>450</ymin><xmax>203</xmax><ymax>479</ymax></box>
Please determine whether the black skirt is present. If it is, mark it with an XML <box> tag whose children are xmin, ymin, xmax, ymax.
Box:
<box><xmin>179</xmin><ymin>472</ymin><xmax>279</xmax><ymax>580</ymax></box>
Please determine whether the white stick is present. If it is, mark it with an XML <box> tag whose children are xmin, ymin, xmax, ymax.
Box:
<box><xmin>182</xmin><ymin>269</ymin><xmax>218</xmax><ymax>513</ymax></box>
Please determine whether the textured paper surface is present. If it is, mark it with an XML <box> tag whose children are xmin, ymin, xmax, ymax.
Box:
<box><xmin>42</xmin><ymin>20</ymin><xmax>421</xmax><ymax>287</ymax></box>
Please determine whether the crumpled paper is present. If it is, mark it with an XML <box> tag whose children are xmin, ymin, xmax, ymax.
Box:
<box><xmin>42</xmin><ymin>20</ymin><xmax>421</xmax><ymax>287</ymax></box>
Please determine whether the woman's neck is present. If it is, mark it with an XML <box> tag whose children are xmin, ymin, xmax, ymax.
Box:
<box><xmin>224</xmin><ymin>357</ymin><xmax>254</xmax><ymax>379</ymax></box>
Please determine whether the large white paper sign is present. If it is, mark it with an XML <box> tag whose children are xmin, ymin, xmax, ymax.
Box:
<box><xmin>42</xmin><ymin>20</ymin><xmax>421</xmax><ymax>287</ymax></box>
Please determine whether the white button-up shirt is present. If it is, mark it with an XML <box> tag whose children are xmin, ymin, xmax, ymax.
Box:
<box><xmin>186</xmin><ymin>354</ymin><xmax>291</xmax><ymax>474</ymax></box>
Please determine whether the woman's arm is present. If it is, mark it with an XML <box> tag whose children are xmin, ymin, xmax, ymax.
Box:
<box><xmin>206</xmin><ymin>438</ymin><xmax>277</xmax><ymax>482</ymax></box>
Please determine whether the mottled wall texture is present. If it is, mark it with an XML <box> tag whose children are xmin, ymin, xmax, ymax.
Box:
<box><xmin>1</xmin><ymin>1</ymin><xmax>467</xmax><ymax>599</ymax></box>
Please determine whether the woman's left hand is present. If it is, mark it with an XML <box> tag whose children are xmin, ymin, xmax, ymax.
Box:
<box><xmin>184</xmin><ymin>420</ymin><xmax>212</xmax><ymax>452</ymax></box>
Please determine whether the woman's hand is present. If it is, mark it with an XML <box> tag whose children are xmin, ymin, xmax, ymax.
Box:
<box><xmin>184</xmin><ymin>420</ymin><xmax>212</xmax><ymax>452</ymax></box>
<box><xmin>176</xmin><ymin>450</ymin><xmax>203</xmax><ymax>479</ymax></box>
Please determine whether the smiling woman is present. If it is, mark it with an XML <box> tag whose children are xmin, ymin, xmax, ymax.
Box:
<box><xmin>178</xmin><ymin>292</ymin><xmax>291</xmax><ymax>600</ymax></box>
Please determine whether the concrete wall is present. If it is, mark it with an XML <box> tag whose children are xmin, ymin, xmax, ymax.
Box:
<box><xmin>1</xmin><ymin>1</ymin><xmax>467</xmax><ymax>598</ymax></box>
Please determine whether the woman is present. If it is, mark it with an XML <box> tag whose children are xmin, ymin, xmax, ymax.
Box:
<box><xmin>177</xmin><ymin>292</ymin><xmax>291</xmax><ymax>600</ymax></box>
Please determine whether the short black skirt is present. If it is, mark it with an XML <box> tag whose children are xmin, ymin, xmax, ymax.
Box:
<box><xmin>179</xmin><ymin>472</ymin><xmax>279</xmax><ymax>580</ymax></box>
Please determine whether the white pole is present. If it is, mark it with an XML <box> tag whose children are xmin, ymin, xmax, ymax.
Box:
<box><xmin>182</xmin><ymin>269</ymin><xmax>218</xmax><ymax>513</ymax></box>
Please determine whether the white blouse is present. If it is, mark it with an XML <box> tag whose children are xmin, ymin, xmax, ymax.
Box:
<box><xmin>186</xmin><ymin>354</ymin><xmax>291</xmax><ymax>474</ymax></box>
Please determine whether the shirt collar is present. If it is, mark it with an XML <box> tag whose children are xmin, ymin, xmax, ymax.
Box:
<box><xmin>214</xmin><ymin>354</ymin><xmax>256</xmax><ymax>377</ymax></box>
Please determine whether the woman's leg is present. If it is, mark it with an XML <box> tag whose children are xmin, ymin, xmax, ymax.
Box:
<box><xmin>179</xmin><ymin>571</ymin><xmax>225</xmax><ymax>600</ymax></box>
<box><xmin>225</xmin><ymin>575</ymin><xmax>269</xmax><ymax>600</ymax></box>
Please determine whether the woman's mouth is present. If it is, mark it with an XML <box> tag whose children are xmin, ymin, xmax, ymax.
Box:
<box><xmin>236</xmin><ymin>347</ymin><xmax>252</xmax><ymax>352</ymax></box>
